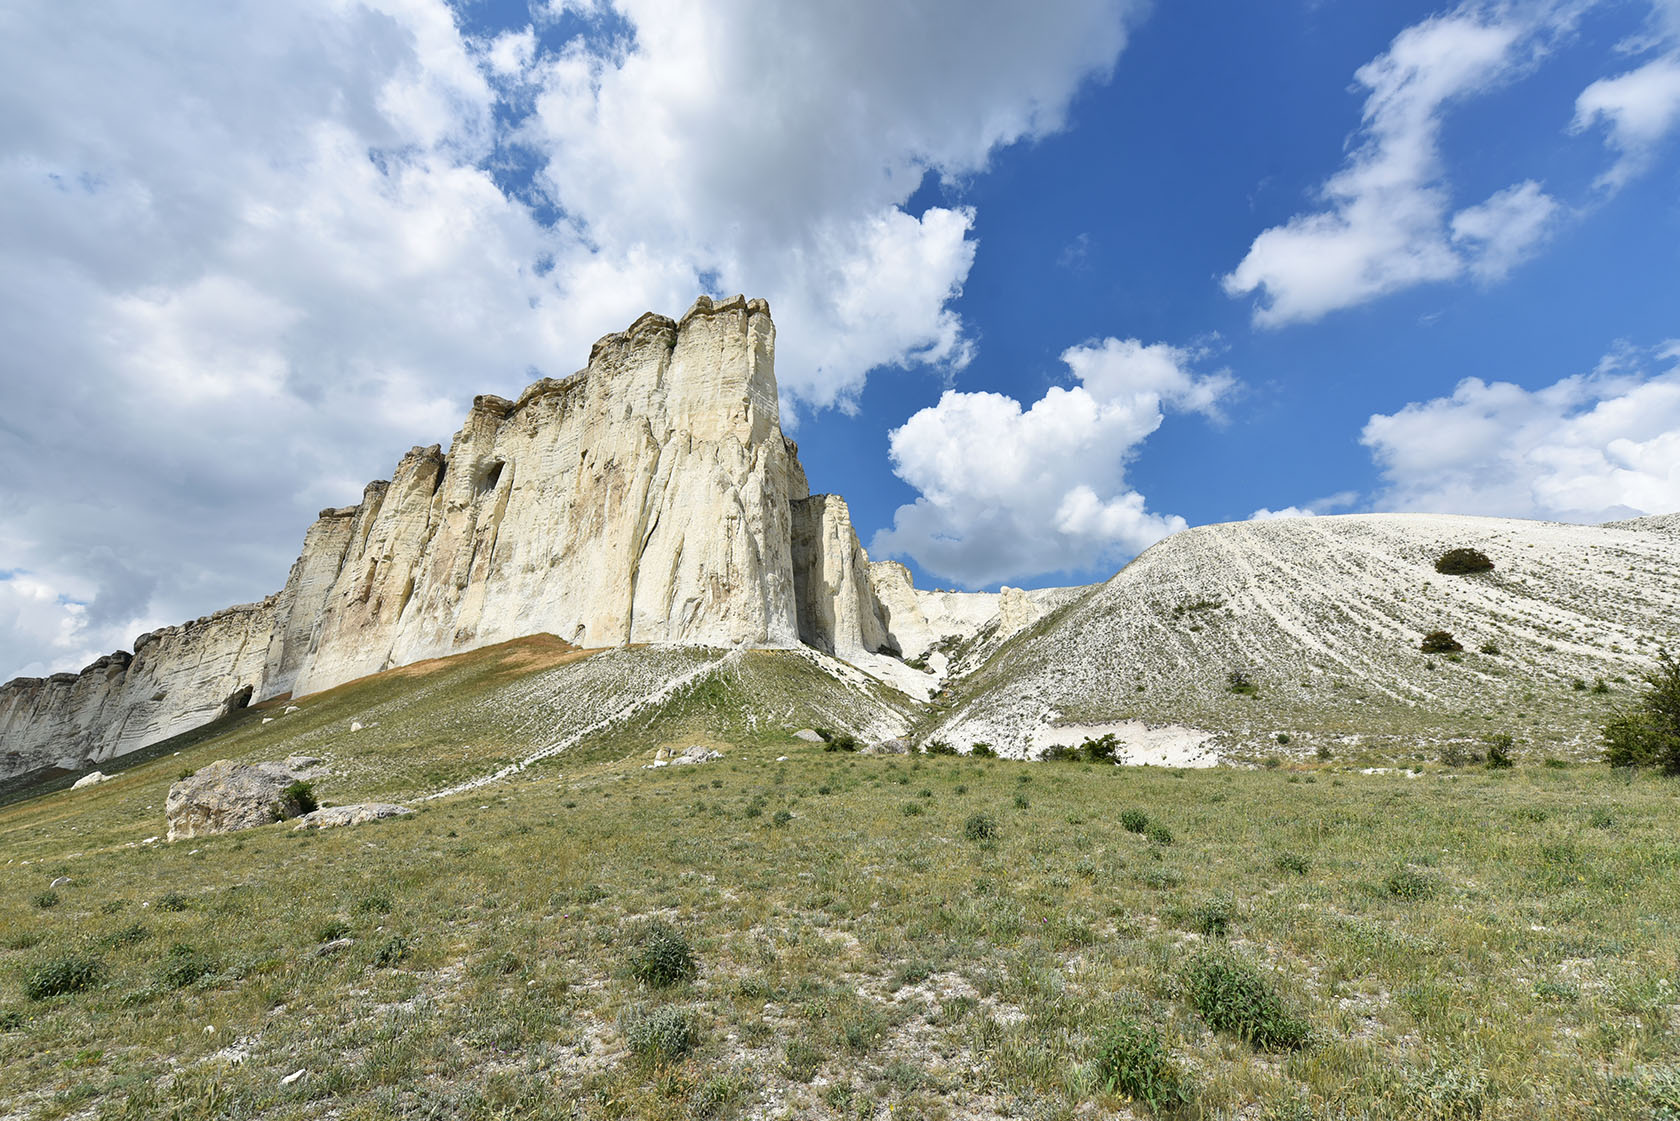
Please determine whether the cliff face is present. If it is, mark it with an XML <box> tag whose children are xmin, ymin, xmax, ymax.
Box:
<box><xmin>0</xmin><ymin>296</ymin><xmax>906</xmax><ymax>779</ymax></box>
<box><xmin>282</xmin><ymin>295</ymin><xmax>807</xmax><ymax>695</ymax></box>
<box><xmin>0</xmin><ymin>601</ymin><xmax>277</xmax><ymax>777</ymax></box>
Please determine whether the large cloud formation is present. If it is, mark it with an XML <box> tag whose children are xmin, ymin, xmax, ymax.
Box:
<box><xmin>1224</xmin><ymin>0</ymin><xmax>1680</xmax><ymax>326</ymax></box>
<box><xmin>0</xmin><ymin>0</ymin><xmax>1141</xmax><ymax>679</ymax></box>
<box><xmin>1361</xmin><ymin>343</ymin><xmax>1680</xmax><ymax>521</ymax></box>
<box><xmin>871</xmin><ymin>340</ymin><xmax>1233</xmax><ymax>587</ymax></box>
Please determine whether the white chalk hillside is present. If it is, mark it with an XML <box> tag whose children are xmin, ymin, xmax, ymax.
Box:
<box><xmin>926</xmin><ymin>513</ymin><xmax>1680</xmax><ymax>760</ymax></box>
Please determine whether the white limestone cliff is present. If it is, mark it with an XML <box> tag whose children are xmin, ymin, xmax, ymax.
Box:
<box><xmin>0</xmin><ymin>296</ymin><xmax>936</xmax><ymax>780</ymax></box>
<box><xmin>790</xmin><ymin>494</ymin><xmax>898</xmax><ymax>659</ymax></box>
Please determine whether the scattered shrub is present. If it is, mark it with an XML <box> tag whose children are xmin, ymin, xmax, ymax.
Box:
<box><xmin>1182</xmin><ymin>949</ymin><xmax>1310</xmax><ymax>1050</ymax></box>
<box><xmin>1572</xmin><ymin>678</ymin><xmax>1588</xmax><ymax>692</ymax></box>
<box><xmin>822</xmin><ymin>732</ymin><xmax>859</xmax><ymax>752</ymax></box>
<box><xmin>628</xmin><ymin>921</ymin><xmax>696</xmax><ymax>988</ymax></box>
<box><xmin>156</xmin><ymin>892</ymin><xmax>190</xmax><ymax>913</ymax></box>
<box><xmin>901</xmin><ymin>802</ymin><xmax>922</xmax><ymax>817</ymax></box>
<box><xmin>771</xmin><ymin>810</ymin><xmax>793</xmax><ymax>827</ymax></box>
<box><xmin>1421</xmin><ymin>631</ymin><xmax>1463</xmax><ymax>654</ymax></box>
<box><xmin>1602</xmin><ymin>648</ymin><xmax>1680</xmax><ymax>773</ymax></box>
<box><xmin>1262</xmin><ymin>756</ymin><xmax>1281</xmax><ymax>769</ymax></box>
<box><xmin>1227</xmin><ymin>670</ymin><xmax>1258</xmax><ymax>696</ymax></box>
<box><xmin>783</xmin><ymin>1037</ymin><xmax>823</xmax><ymax>1081</ymax></box>
<box><xmin>1440</xmin><ymin>743</ymin><xmax>1483</xmax><ymax>768</ymax></box>
<box><xmin>1275</xmin><ymin>732</ymin><xmax>1291</xmax><ymax>746</ymax></box>
<box><xmin>1480</xmin><ymin>641</ymin><xmax>1502</xmax><ymax>655</ymax></box>
<box><xmin>1080</xmin><ymin>734</ymin><xmax>1119</xmax><ymax>762</ymax></box>
<box><xmin>31</xmin><ymin>890</ymin><xmax>58</xmax><ymax>910</ymax></box>
<box><xmin>1274</xmin><ymin>852</ymin><xmax>1309</xmax><ymax>875</ymax></box>
<box><xmin>0</xmin><ymin>1009</ymin><xmax>23</xmax><ymax>1031</ymax></box>
<box><xmin>1013</xmin><ymin>792</ymin><xmax>1030</xmax><ymax>809</ymax></box>
<box><xmin>1189</xmin><ymin>895</ymin><xmax>1235</xmax><ymax>937</ymax></box>
<box><xmin>1385</xmin><ymin>866</ymin><xmax>1434</xmax><ymax>901</ymax></box>
<box><xmin>1588</xmin><ymin>807</ymin><xmax>1614</xmax><ymax>829</ymax></box>
<box><xmin>622</xmin><ymin>1005</ymin><xmax>696</xmax><ymax>1063</ymax></box>
<box><xmin>353</xmin><ymin>892</ymin><xmax>393</xmax><ymax>915</ymax></box>
<box><xmin>1484</xmin><ymin>733</ymin><xmax>1515</xmax><ymax>769</ymax></box>
<box><xmin>1592</xmin><ymin>678</ymin><xmax>1611</xmax><ymax>695</ymax></box>
<box><xmin>1147</xmin><ymin>825</ymin><xmax>1174</xmax><ymax>846</ymax></box>
<box><xmin>24</xmin><ymin>953</ymin><xmax>104</xmax><ymax>1001</ymax></box>
<box><xmin>922</xmin><ymin>740</ymin><xmax>958</xmax><ymax>756</ymax></box>
<box><xmin>104</xmin><ymin>922</ymin><xmax>149</xmax><ymax>949</ymax></box>
<box><xmin>281</xmin><ymin>780</ymin><xmax>318</xmax><ymax>815</ymax></box>
<box><xmin>160</xmin><ymin>943</ymin><xmax>216</xmax><ymax>989</ymax></box>
<box><xmin>1093</xmin><ymin>1015</ymin><xmax>1191</xmax><ymax>1111</ymax></box>
<box><xmin>1435</xmin><ymin>548</ymin><xmax>1494</xmax><ymax>575</ymax></box>
<box><xmin>970</xmin><ymin>742</ymin><xmax>997</xmax><ymax>758</ymax></box>
<box><xmin>963</xmin><ymin>813</ymin><xmax>999</xmax><ymax>842</ymax></box>
<box><xmin>1120</xmin><ymin>810</ymin><xmax>1149</xmax><ymax>834</ymax></box>
<box><xmin>372</xmin><ymin>935</ymin><xmax>412</xmax><ymax>967</ymax></box>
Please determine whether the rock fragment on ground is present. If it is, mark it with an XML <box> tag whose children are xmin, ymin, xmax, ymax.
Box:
<box><xmin>863</xmin><ymin>738</ymin><xmax>910</xmax><ymax>755</ymax></box>
<box><xmin>291</xmin><ymin>803</ymin><xmax>413</xmax><ymax>830</ymax></box>
<box><xmin>646</xmin><ymin>745</ymin><xmax>723</xmax><ymax>768</ymax></box>
<box><xmin>792</xmin><ymin>729</ymin><xmax>825</xmax><ymax>743</ymax></box>
<box><xmin>71</xmin><ymin>770</ymin><xmax>110</xmax><ymax>789</ymax></box>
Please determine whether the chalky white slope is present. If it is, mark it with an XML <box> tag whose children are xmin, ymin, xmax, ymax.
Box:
<box><xmin>928</xmin><ymin>513</ymin><xmax>1680</xmax><ymax>759</ymax></box>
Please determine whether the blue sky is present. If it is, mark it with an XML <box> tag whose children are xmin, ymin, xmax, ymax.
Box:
<box><xmin>1</xmin><ymin>0</ymin><xmax>1677</xmax><ymax>678</ymax></box>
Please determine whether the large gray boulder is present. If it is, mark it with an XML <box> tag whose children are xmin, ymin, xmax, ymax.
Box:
<box><xmin>165</xmin><ymin>759</ymin><xmax>312</xmax><ymax>841</ymax></box>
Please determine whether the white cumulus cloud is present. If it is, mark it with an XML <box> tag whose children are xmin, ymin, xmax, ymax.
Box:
<box><xmin>1572</xmin><ymin>54</ymin><xmax>1680</xmax><ymax>190</ymax></box>
<box><xmin>0</xmin><ymin>0</ymin><xmax>1143</xmax><ymax>680</ymax></box>
<box><xmin>1223</xmin><ymin>2</ymin><xmax>1574</xmax><ymax>326</ymax></box>
<box><xmin>1361</xmin><ymin>343</ymin><xmax>1680</xmax><ymax>521</ymax></box>
<box><xmin>871</xmin><ymin>340</ymin><xmax>1233</xmax><ymax>587</ymax></box>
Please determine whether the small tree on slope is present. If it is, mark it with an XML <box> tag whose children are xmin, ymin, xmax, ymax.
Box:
<box><xmin>1603</xmin><ymin>648</ymin><xmax>1680</xmax><ymax>774</ymax></box>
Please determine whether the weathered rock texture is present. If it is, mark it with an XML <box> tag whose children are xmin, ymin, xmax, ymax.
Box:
<box><xmin>2</xmin><ymin>296</ymin><xmax>990</xmax><ymax>780</ymax></box>
<box><xmin>291</xmin><ymin>803</ymin><xmax>413</xmax><ymax>831</ymax></box>
<box><xmin>165</xmin><ymin>759</ymin><xmax>314</xmax><ymax>841</ymax></box>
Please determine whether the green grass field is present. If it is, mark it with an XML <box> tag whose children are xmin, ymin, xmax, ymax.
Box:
<box><xmin>2</xmin><ymin>646</ymin><xmax>1677</xmax><ymax>1120</ymax></box>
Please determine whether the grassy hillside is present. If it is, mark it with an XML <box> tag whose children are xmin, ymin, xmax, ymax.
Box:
<box><xmin>2</xmin><ymin>636</ymin><xmax>1678</xmax><ymax>1120</ymax></box>
<box><xmin>929</xmin><ymin>514</ymin><xmax>1680</xmax><ymax>763</ymax></box>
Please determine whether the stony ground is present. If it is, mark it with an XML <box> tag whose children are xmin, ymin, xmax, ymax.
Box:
<box><xmin>928</xmin><ymin>513</ymin><xmax>1680</xmax><ymax>761</ymax></box>
<box><xmin>2</xmin><ymin>640</ymin><xmax>1677</xmax><ymax>1120</ymax></box>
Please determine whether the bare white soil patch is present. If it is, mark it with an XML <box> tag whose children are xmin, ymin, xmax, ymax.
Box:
<box><xmin>1032</xmin><ymin>719</ymin><xmax>1220</xmax><ymax>767</ymax></box>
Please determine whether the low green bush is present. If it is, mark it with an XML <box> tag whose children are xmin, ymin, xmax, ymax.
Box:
<box><xmin>24</xmin><ymin>953</ymin><xmax>104</xmax><ymax>1001</ymax></box>
<box><xmin>1120</xmin><ymin>809</ymin><xmax>1149</xmax><ymax>834</ymax></box>
<box><xmin>1602</xmin><ymin>648</ymin><xmax>1680</xmax><ymax>773</ymax></box>
<box><xmin>1189</xmin><ymin>895</ymin><xmax>1234</xmax><ymax>937</ymax></box>
<box><xmin>1093</xmin><ymin>1014</ymin><xmax>1191</xmax><ymax>1111</ymax></box>
<box><xmin>963</xmin><ymin>813</ymin><xmax>998</xmax><ymax>841</ymax></box>
<box><xmin>1385</xmin><ymin>866</ymin><xmax>1434</xmax><ymax>901</ymax></box>
<box><xmin>160</xmin><ymin>943</ymin><xmax>216</xmax><ymax>989</ymax></box>
<box><xmin>1182</xmin><ymin>949</ymin><xmax>1310</xmax><ymax>1051</ymax></box>
<box><xmin>1147</xmin><ymin>825</ymin><xmax>1174</xmax><ymax>846</ymax></box>
<box><xmin>1435</xmin><ymin>547</ymin><xmax>1494</xmax><ymax>575</ymax></box>
<box><xmin>372</xmin><ymin>935</ymin><xmax>412</xmax><ymax>967</ymax></box>
<box><xmin>1421</xmin><ymin>631</ymin><xmax>1463</xmax><ymax>654</ymax></box>
<box><xmin>970</xmin><ymin>742</ymin><xmax>997</xmax><ymax>758</ymax></box>
<box><xmin>622</xmin><ymin>1005</ymin><xmax>696</xmax><ymax>1063</ymax></box>
<box><xmin>281</xmin><ymin>780</ymin><xmax>318</xmax><ymax>815</ymax></box>
<box><xmin>628</xmin><ymin>921</ymin><xmax>696</xmax><ymax>988</ymax></box>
